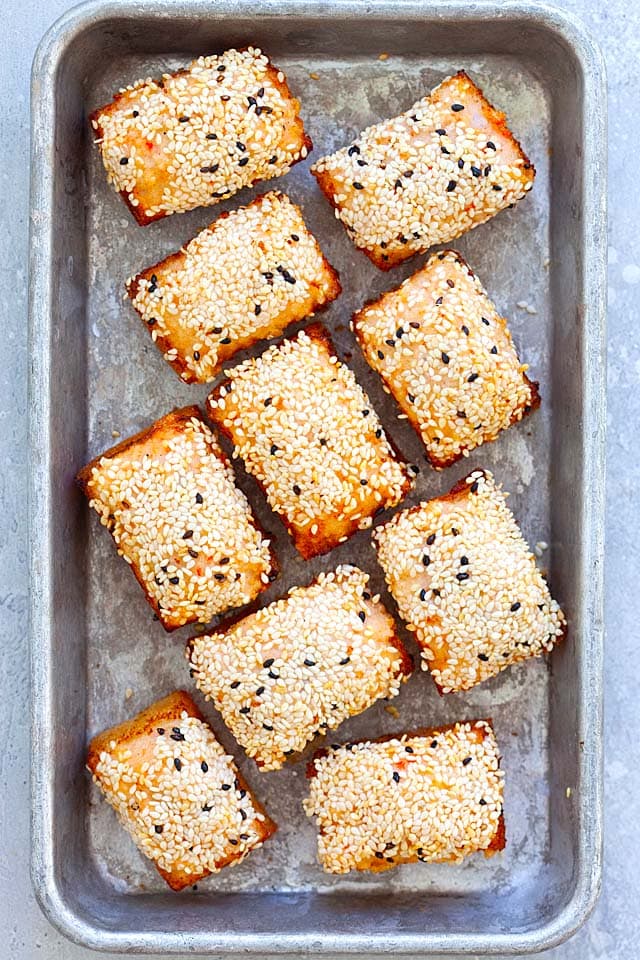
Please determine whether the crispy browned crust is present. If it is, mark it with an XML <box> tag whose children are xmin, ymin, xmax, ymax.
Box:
<box><xmin>186</xmin><ymin>568</ymin><xmax>414</xmax><ymax>768</ymax></box>
<box><xmin>125</xmin><ymin>194</ymin><xmax>342</xmax><ymax>383</ymax></box>
<box><xmin>88</xmin><ymin>691</ymin><xmax>277</xmax><ymax>891</ymax></box>
<box><xmin>207</xmin><ymin>323</ymin><xmax>413</xmax><ymax>559</ymax></box>
<box><xmin>352</xmin><ymin>253</ymin><xmax>541</xmax><ymax>470</ymax></box>
<box><xmin>90</xmin><ymin>57</ymin><xmax>312</xmax><ymax>227</ymax></box>
<box><xmin>76</xmin><ymin>405</ymin><xmax>278</xmax><ymax>632</ymax></box>
<box><xmin>306</xmin><ymin>717</ymin><xmax>505</xmax><ymax>868</ymax></box>
<box><xmin>313</xmin><ymin>70</ymin><xmax>535</xmax><ymax>271</ymax></box>
<box><xmin>374</xmin><ymin>470</ymin><xmax>566</xmax><ymax>695</ymax></box>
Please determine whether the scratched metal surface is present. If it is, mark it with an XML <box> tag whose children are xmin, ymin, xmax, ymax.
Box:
<box><xmin>29</xmin><ymin>2</ymin><xmax>605</xmax><ymax>954</ymax></box>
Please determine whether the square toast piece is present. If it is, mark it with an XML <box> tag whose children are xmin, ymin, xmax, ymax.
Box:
<box><xmin>76</xmin><ymin>406</ymin><xmax>276</xmax><ymax>631</ymax></box>
<box><xmin>126</xmin><ymin>192</ymin><xmax>341</xmax><ymax>383</ymax></box>
<box><xmin>90</xmin><ymin>48</ymin><xmax>311</xmax><ymax>225</ymax></box>
<box><xmin>352</xmin><ymin>249</ymin><xmax>539</xmax><ymax>468</ymax></box>
<box><xmin>207</xmin><ymin>324</ymin><xmax>414</xmax><ymax>559</ymax></box>
<box><xmin>312</xmin><ymin>71</ymin><xmax>534</xmax><ymax>269</ymax></box>
<box><xmin>87</xmin><ymin>691</ymin><xmax>276</xmax><ymax>891</ymax></box>
<box><xmin>187</xmin><ymin>565</ymin><xmax>413</xmax><ymax>771</ymax></box>
<box><xmin>373</xmin><ymin>470</ymin><xmax>566</xmax><ymax>693</ymax></box>
<box><xmin>304</xmin><ymin>719</ymin><xmax>505</xmax><ymax>874</ymax></box>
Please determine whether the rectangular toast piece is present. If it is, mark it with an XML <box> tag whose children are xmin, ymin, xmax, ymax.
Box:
<box><xmin>352</xmin><ymin>249</ymin><xmax>539</xmax><ymax>468</ymax></box>
<box><xmin>87</xmin><ymin>691</ymin><xmax>276</xmax><ymax>891</ymax></box>
<box><xmin>304</xmin><ymin>719</ymin><xmax>505</xmax><ymax>874</ymax></box>
<box><xmin>207</xmin><ymin>324</ymin><xmax>414</xmax><ymax>559</ymax></box>
<box><xmin>372</xmin><ymin>469</ymin><xmax>566</xmax><ymax>694</ymax></box>
<box><xmin>126</xmin><ymin>192</ymin><xmax>341</xmax><ymax>383</ymax></box>
<box><xmin>90</xmin><ymin>48</ymin><xmax>311</xmax><ymax>225</ymax></box>
<box><xmin>76</xmin><ymin>406</ymin><xmax>276</xmax><ymax>631</ymax></box>
<box><xmin>187</xmin><ymin>565</ymin><xmax>413</xmax><ymax>771</ymax></box>
<box><xmin>311</xmin><ymin>70</ymin><xmax>534</xmax><ymax>269</ymax></box>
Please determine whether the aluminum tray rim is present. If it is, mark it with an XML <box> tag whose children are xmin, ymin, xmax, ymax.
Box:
<box><xmin>29</xmin><ymin>0</ymin><xmax>606</xmax><ymax>953</ymax></box>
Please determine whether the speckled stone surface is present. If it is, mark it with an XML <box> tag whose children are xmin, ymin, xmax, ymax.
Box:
<box><xmin>2</xmin><ymin>0</ymin><xmax>636</xmax><ymax>956</ymax></box>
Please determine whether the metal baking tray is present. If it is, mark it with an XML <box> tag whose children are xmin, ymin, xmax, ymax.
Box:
<box><xmin>29</xmin><ymin>0</ymin><xmax>606</xmax><ymax>954</ymax></box>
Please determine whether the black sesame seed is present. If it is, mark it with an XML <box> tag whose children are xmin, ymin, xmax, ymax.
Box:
<box><xmin>132</xmin><ymin>110</ymin><xmax>139</xmax><ymax>117</ymax></box>
<box><xmin>119</xmin><ymin>157</ymin><xmax>128</xmax><ymax>165</ymax></box>
<box><xmin>396</xmin><ymin>326</ymin><xmax>404</xmax><ymax>338</ymax></box>
<box><xmin>290</xmin><ymin>233</ymin><xmax>300</xmax><ymax>241</ymax></box>
<box><xmin>170</xmin><ymin>729</ymin><xmax>185</xmax><ymax>742</ymax></box>
<box><xmin>456</xmin><ymin>571</ymin><xmax>470</xmax><ymax>581</ymax></box>
<box><xmin>360</xmin><ymin>478</ymin><xmax>368</xmax><ymax>486</ymax></box>
<box><xmin>220</xmin><ymin>337</ymin><xmax>231</xmax><ymax>344</ymax></box>
<box><xmin>348</xmin><ymin>145</ymin><xmax>360</xmax><ymax>156</ymax></box>
<box><xmin>221</xmin><ymin>783</ymin><xmax>232</xmax><ymax>791</ymax></box>
<box><xmin>362</xmin><ymin>408</ymin><xmax>370</xmax><ymax>417</ymax></box>
<box><xmin>419</xmin><ymin>588</ymin><xmax>427</xmax><ymax>601</ymax></box>
<box><xmin>230</xmin><ymin>680</ymin><xmax>240</xmax><ymax>689</ymax></box>
<box><xmin>380</xmin><ymin>241</ymin><xmax>387</xmax><ymax>249</ymax></box>
<box><xmin>462</xmin><ymin>325</ymin><xmax>470</xmax><ymax>336</ymax></box>
<box><xmin>405</xmin><ymin>745</ymin><xmax>414</xmax><ymax>753</ymax></box>
<box><xmin>441</xmin><ymin>352</ymin><xmax>450</xmax><ymax>364</ymax></box>
<box><xmin>157</xmin><ymin>727</ymin><xmax>165</xmax><ymax>735</ymax></box>
<box><xmin>240</xmin><ymin>809</ymin><xmax>247</xmax><ymax>820</ymax></box>
<box><xmin>268</xmin><ymin>155</ymin><xmax>278</xmax><ymax>164</ymax></box>
<box><xmin>169</xmin><ymin>576</ymin><xmax>179</xmax><ymax>585</ymax></box>
<box><xmin>319</xmin><ymin>438</ymin><xmax>327</xmax><ymax>446</ymax></box>
<box><xmin>304</xmin><ymin>659</ymin><xmax>316</xmax><ymax>667</ymax></box>
<box><xmin>460</xmin><ymin>556</ymin><xmax>469</xmax><ymax>566</ymax></box>
<box><xmin>435</xmin><ymin>127</ymin><xmax>447</xmax><ymax>135</ymax></box>
<box><xmin>478</xmin><ymin>653</ymin><xmax>489</xmax><ymax>661</ymax></box>
<box><xmin>470</xmin><ymin>481</ymin><xmax>479</xmax><ymax>493</ymax></box>
<box><xmin>487</xmin><ymin>140</ymin><xmax>496</xmax><ymax>150</ymax></box>
<box><xmin>430</xmin><ymin>740</ymin><xmax>438</xmax><ymax>748</ymax></box>
<box><xmin>182</xmin><ymin>530</ymin><xmax>194</xmax><ymax>539</ymax></box>
<box><xmin>206</xmin><ymin>132</ymin><xmax>218</xmax><ymax>140</ymax></box>
<box><xmin>394</xmin><ymin>179</ymin><xmax>403</xmax><ymax>190</ymax></box>
<box><xmin>339</xmin><ymin>656</ymin><xmax>350</xmax><ymax>665</ymax></box>
<box><xmin>511</xmin><ymin>601</ymin><xmax>522</xmax><ymax>612</ymax></box>
<box><xmin>352</xmin><ymin>181</ymin><xmax>364</xmax><ymax>190</ymax></box>
<box><xmin>239</xmin><ymin>706</ymin><xmax>250</xmax><ymax>715</ymax></box>
<box><xmin>255</xmin><ymin>686</ymin><xmax>265</xmax><ymax>696</ymax></box>
<box><xmin>214</xmin><ymin>573</ymin><xmax>225</xmax><ymax>581</ymax></box>
<box><xmin>392</xmin><ymin>771</ymin><xmax>400</xmax><ymax>783</ymax></box>
<box><xmin>357</xmin><ymin>158</ymin><xmax>368</xmax><ymax>166</ymax></box>
<box><xmin>174</xmin><ymin>758</ymin><xmax>182</xmax><ymax>771</ymax></box>
<box><xmin>193</xmin><ymin>351</ymin><xmax>200</xmax><ymax>361</ymax></box>
<box><xmin>471</xmin><ymin>165</ymin><xmax>482</xmax><ymax>177</ymax></box>
<box><xmin>239</xmin><ymin>789</ymin><xmax>246</xmax><ymax>798</ymax></box>
<box><xmin>375</xmin><ymin>428</ymin><xmax>382</xmax><ymax>438</ymax></box>
<box><xmin>262</xmin><ymin>723</ymin><xmax>274</xmax><ymax>731</ymax></box>
<box><xmin>404</xmin><ymin>169</ymin><xmax>414</xmax><ymax>178</ymax></box>
<box><xmin>451</xmin><ymin>103</ymin><xmax>464</xmax><ymax>111</ymax></box>
<box><xmin>247</xmin><ymin>96</ymin><xmax>257</xmax><ymax>108</ymax></box>
<box><xmin>447</xmin><ymin>279</ymin><xmax>455</xmax><ymax>289</ymax></box>
<box><xmin>484</xmin><ymin>165</ymin><xmax>491</xmax><ymax>176</ymax></box>
<box><xmin>147</xmin><ymin>317</ymin><xmax>156</xmax><ymax>325</ymax></box>
<box><xmin>358</xmin><ymin>611</ymin><xmax>366</xmax><ymax>622</ymax></box>
<box><xmin>462</xmin><ymin>757</ymin><xmax>472</xmax><ymax>766</ymax></box>
<box><xmin>468</xmin><ymin>372</ymin><xmax>479</xmax><ymax>382</ymax></box>
<box><xmin>178</xmin><ymin>116</ymin><xmax>189</xmax><ymax>123</ymax></box>
<box><xmin>375</xmin><ymin>851</ymin><xmax>384</xmax><ymax>859</ymax></box>
<box><xmin>446</xmin><ymin>180</ymin><xmax>457</xmax><ymax>192</ymax></box>
<box><xmin>490</xmin><ymin>345</ymin><xmax>498</xmax><ymax>354</ymax></box>
<box><xmin>263</xmin><ymin>658</ymin><xmax>274</xmax><ymax>668</ymax></box>
<box><xmin>238</xmin><ymin>156</ymin><xmax>249</xmax><ymax>166</ymax></box>
<box><xmin>154</xmin><ymin>824</ymin><xmax>163</xmax><ymax>834</ymax></box>
<box><xmin>270</xmin><ymin>443</ymin><xmax>278</xmax><ymax>455</ymax></box>
<box><xmin>254</xmin><ymin>304</ymin><xmax>262</xmax><ymax>315</ymax></box>
<box><xmin>407</xmin><ymin>393</ymin><xmax>415</xmax><ymax>404</ymax></box>
<box><xmin>435</xmin><ymin>296</ymin><xmax>443</xmax><ymax>306</ymax></box>
<box><xmin>212</xmin><ymin>326</ymin><xmax>223</xmax><ymax>334</ymax></box>
<box><xmin>479</xmin><ymin>798</ymin><xmax>487</xmax><ymax>805</ymax></box>
<box><xmin>441</xmin><ymin>146</ymin><xmax>451</xmax><ymax>155</ymax></box>
<box><xmin>363</xmin><ymin>591</ymin><xmax>371</xmax><ymax>600</ymax></box>
<box><xmin>385</xmin><ymin>338</ymin><xmax>395</xmax><ymax>348</ymax></box>
<box><xmin>457</xmin><ymin>410</ymin><xmax>467</xmax><ymax>419</ymax></box>
<box><xmin>293</xmin><ymin>484</ymin><xmax>301</xmax><ymax>495</ymax></box>
<box><xmin>457</xmin><ymin>158</ymin><xmax>464</xmax><ymax>169</ymax></box>
<box><xmin>377</xmin><ymin>349</ymin><xmax>384</xmax><ymax>360</ymax></box>
<box><xmin>492</xmin><ymin>184</ymin><xmax>502</xmax><ymax>191</ymax></box>
<box><xmin>229</xmin><ymin>838</ymin><xmax>238</xmax><ymax>845</ymax></box>
<box><xmin>410</xmin><ymin>321</ymin><xmax>420</xmax><ymax>329</ymax></box>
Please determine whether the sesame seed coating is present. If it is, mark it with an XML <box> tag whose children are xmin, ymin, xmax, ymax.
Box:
<box><xmin>352</xmin><ymin>250</ymin><xmax>539</xmax><ymax>468</ymax></box>
<box><xmin>87</xmin><ymin>691</ymin><xmax>276</xmax><ymax>890</ymax></box>
<box><xmin>126</xmin><ymin>192</ymin><xmax>340</xmax><ymax>383</ymax></box>
<box><xmin>90</xmin><ymin>48</ymin><xmax>311</xmax><ymax>225</ymax></box>
<box><xmin>304</xmin><ymin>720</ymin><xmax>504</xmax><ymax>874</ymax></box>
<box><xmin>188</xmin><ymin>566</ymin><xmax>412</xmax><ymax>771</ymax></box>
<box><xmin>76</xmin><ymin>407</ymin><xmax>275</xmax><ymax>631</ymax></box>
<box><xmin>311</xmin><ymin>71</ymin><xmax>534</xmax><ymax>269</ymax></box>
<box><xmin>207</xmin><ymin>324</ymin><xmax>414</xmax><ymax>559</ymax></box>
<box><xmin>373</xmin><ymin>470</ymin><xmax>566</xmax><ymax>693</ymax></box>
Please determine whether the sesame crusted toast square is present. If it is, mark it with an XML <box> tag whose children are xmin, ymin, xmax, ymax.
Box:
<box><xmin>304</xmin><ymin>719</ymin><xmax>504</xmax><ymax>874</ymax></box>
<box><xmin>311</xmin><ymin>70</ymin><xmax>534</xmax><ymax>269</ymax></box>
<box><xmin>187</xmin><ymin>565</ymin><xmax>413</xmax><ymax>771</ymax></box>
<box><xmin>352</xmin><ymin>249</ymin><xmax>539</xmax><ymax>468</ymax></box>
<box><xmin>90</xmin><ymin>48</ymin><xmax>311</xmax><ymax>225</ymax></box>
<box><xmin>207</xmin><ymin>324</ymin><xmax>414</xmax><ymax>559</ymax></box>
<box><xmin>126</xmin><ymin>192</ymin><xmax>341</xmax><ymax>384</ymax></box>
<box><xmin>76</xmin><ymin>406</ymin><xmax>277</xmax><ymax>631</ymax></box>
<box><xmin>87</xmin><ymin>691</ymin><xmax>276</xmax><ymax>891</ymax></box>
<box><xmin>372</xmin><ymin>470</ymin><xmax>566</xmax><ymax>694</ymax></box>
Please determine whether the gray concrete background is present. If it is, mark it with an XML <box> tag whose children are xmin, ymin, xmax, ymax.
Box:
<box><xmin>2</xmin><ymin>0</ymin><xmax>637</xmax><ymax>956</ymax></box>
